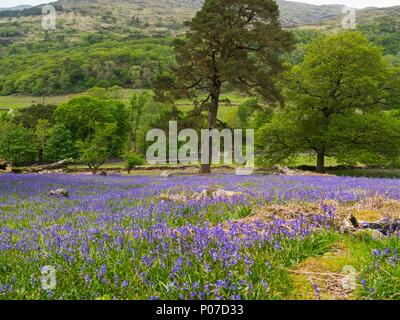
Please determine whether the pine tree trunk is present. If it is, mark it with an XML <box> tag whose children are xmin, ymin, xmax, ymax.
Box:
<box><xmin>199</xmin><ymin>87</ymin><xmax>220</xmax><ymax>174</ymax></box>
<box><xmin>316</xmin><ymin>150</ymin><xmax>325</xmax><ymax>173</ymax></box>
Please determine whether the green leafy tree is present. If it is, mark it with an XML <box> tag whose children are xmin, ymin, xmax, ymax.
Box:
<box><xmin>154</xmin><ymin>0</ymin><xmax>293</xmax><ymax>173</ymax></box>
<box><xmin>44</xmin><ymin>124</ymin><xmax>77</xmax><ymax>162</ymax></box>
<box><xmin>86</xmin><ymin>86</ymin><xmax>123</xmax><ymax>100</ymax></box>
<box><xmin>237</xmin><ymin>98</ymin><xmax>262</xmax><ymax>129</ymax></box>
<box><xmin>13</xmin><ymin>104</ymin><xmax>57</xmax><ymax>129</ymax></box>
<box><xmin>34</xmin><ymin>119</ymin><xmax>51</xmax><ymax>163</ymax></box>
<box><xmin>333</xmin><ymin>110</ymin><xmax>400</xmax><ymax>166</ymax></box>
<box><xmin>55</xmin><ymin>96</ymin><xmax>113</xmax><ymax>141</ymax></box>
<box><xmin>55</xmin><ymin>96</ymin><xmax>128</xmax><ymax>156</ymax></box>
<box><xmin>0</xmin><ymin>122</ymin><xmax>36</xmax><ymax>166</ymax></box>
<box><xmin>76</xmin><ymin>123</ymin><xmax>118</xmax><ymax>174</ymax></box>
<box><xmin>258</xmin><ymin>32</ymin><xmax>400</xmax><ymax>172</ymax></box>
<box><xmin>127</xmin><ymin>93</ymin><xmax>148</xmax><ymax>152</ymax></box>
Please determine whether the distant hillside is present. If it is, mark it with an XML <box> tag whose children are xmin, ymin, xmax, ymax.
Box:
<box><xmin>0</xmin><ymin>0</ymin><xmax>346</xmax><ymax>29</ymax></box>
<box><xmin>0</xmin><ymin>5</ymin><xmax>32</xmax><ymax>12</ymax></box>
<box><xmin>303</xmin><ymin>5</ymin><xmax>400</xmax><ymax>56</ymax></box>
<box><xmin>303</xmin><ymin>5</ymin><xmax>400</xmax><ymax>30</ymax></box>
<box><xmin>53</xmin><ymin>0</ymin><xmax>346</xmax><ymax>27</ymax></box>
<box><xmin>2</xmin><ymin>1</ymin><xmax>399</xmax><ymax>29</ymax></box>
<box><xmin>277</xmin><ymin>0</ymin><xmax>343</xmax><ymax>27</ymax></box>
<box><xmin>0</xmin><ymin>0</ymin><xmax>398</xmax><ymax>97</ymax></box>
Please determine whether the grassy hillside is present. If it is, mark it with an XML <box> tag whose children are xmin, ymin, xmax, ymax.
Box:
<box><xmin>277</xmin><ymin>0</ymin><xmax>342</xmax><ymax>27</ymax></box>
<box><xmin>300</xmin><ymin>6</ymin><xmax>400</xmax><ymax>57</ymax></box>
<box><xmin>0</xmin><ymin>0</ymin><xmax>349</xmax><ymax>46</ymax></box>
<box><xmin>0</xmin><ymin>1</ymin><xmax>399</xmax><ymax>98</ymax></box>
<box><xmin>303</xmin><ymin>5</ymin><xmax>400</xmax><ymax>31</ymax></box>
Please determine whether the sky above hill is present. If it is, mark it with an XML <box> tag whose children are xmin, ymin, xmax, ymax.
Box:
<box><xmin>1</xmin><ymin>0</ymin><xmax>47</xmax><ymax>8</ymax></box>
<box><xmin>1</xmin><ymin>0</ymin><xmax>399</xmax><ymax>9</ymax></box>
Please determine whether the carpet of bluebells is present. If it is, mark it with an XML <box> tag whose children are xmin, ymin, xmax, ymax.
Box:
<box><xmin>360</xmin><ymin>244</ymin><xmax>400</xmax><ymax>299</ymax></box>
<box><xmin>0</xmin><ymin>173</ymin><xmax>399</xmax><ymax>300</ymax></box>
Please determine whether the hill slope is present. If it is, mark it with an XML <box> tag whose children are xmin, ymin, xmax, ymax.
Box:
<box><xmin>277</xmin><ymin>0</ymin><xmax>343</xmax><ymax>27</ymax></box>
<box><xmin>0</xmin><ymin>0</ymin><xmax>345</xmax><ymax>30</ymax></box>
<box><xmin>304</xmin><ymin>5</ymin><xmax>400</xmax><ymax>31</ymax></box>
<box><xmin>0</xmin><ymin>1</ymin><xmax>398</xmax><ymax>97</ymax></box>
<box><xmin>0</xmin><ymin>5</ymin><xmax>32</xmax><ymax>12</ymax></box>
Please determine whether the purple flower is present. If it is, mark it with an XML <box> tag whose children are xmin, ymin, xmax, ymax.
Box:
<box><xmin>373</xmin><ymin>249</ymin><xmax>382</xmax><ymax>258</ymax></box>
<box><xmin>361</xmin><ymin>279</ymin><xmax>367</xmax><ymax>290</ymax></box>
<box><xmin>98</xmin><ymin>264</ymin><xmax>107</xmax><ymax>278</ymax></box>
<box><xmin>312</xmin><ymin>283</ymin><xmax>320</xmax><ymax>300</ymax></box>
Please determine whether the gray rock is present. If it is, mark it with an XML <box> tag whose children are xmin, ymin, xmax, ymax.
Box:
<box><xmin>160</xmin><ymin>171</ymin><xmax>171</xmax><ymax>178</ymax></box>
<box><xmin>270</xmin><ymin>165</ymin><xmax>298</xmax><ymax>176</ymax></box>
<box><xmin>354</xmin><ymin>229</ymin><xmax>387</xmax><ymax>240</ymax></box>
<box><xmin>48</xmin><ymin>188</ymin><xmax>69</xmax><ymax>198</ymax></box>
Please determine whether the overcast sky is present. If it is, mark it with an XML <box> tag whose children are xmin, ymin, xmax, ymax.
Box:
<box><xmin>1</xmin><ymin>0</ymin><xmax>399</xmax><ymax>9</ymax></box>
<box><xmin>1</xmin><ymin>0</ymin><xmax>49</xmax><ymax>8</ymax></box>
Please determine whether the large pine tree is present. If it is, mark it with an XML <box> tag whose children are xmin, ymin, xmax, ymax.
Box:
<box><xmin>155</xmin><ymin>0</ymin><xmax>293</xmax><ymax>173</ymax></box>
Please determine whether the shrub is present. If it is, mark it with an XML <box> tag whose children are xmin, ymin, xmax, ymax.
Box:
<box><xmin>124</xmin><ymin>152</ymin><xmax>145</xmax><ymax>173</ymax></box>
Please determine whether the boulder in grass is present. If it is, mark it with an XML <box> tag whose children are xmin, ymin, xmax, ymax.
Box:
<box><xmin>48</xmin><ymin>188</ymin><xmax>69</xmax><ymax>198</ymax></box>
<box><xmin>269</xmin><ymin>165</ymin><xmax>298</xmax><ymax>176</ymax></box>
<box><xmin>160</xmin><ymin>189</ymin><xmax>244</xmax><ymax>203</ymax></box>
<box><xmin>160</xmin><ymin>193</ymin><xmax>188</xmax><ymax>202</ymax></box>
<box><xmin>160</xmin><ymin>171</ymin><xmax>171</xmax><ymax>178</ymax></box>
<box><xmin>194</xmin><ymin>189</ymin><xmax>244</xmax><ymax>201</ymax></box>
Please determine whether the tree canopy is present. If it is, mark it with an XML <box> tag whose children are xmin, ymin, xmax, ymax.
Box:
<box><xmin>54</xmin><ymin>96</ymin><xmax>129</xmax><ymax>156</ymax></box>
<box><xmin>258</xmin><ymin>32</ymin><xmax>400</xmax><ymax>172</ymax></box>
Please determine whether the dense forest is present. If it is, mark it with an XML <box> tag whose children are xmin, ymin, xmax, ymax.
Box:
<box><xmin>0</xmin><ymin>37</ymin><xmax>174</xmax><ymax>95</ymax></box>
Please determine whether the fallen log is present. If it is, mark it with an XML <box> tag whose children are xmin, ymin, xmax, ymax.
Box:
<box><xmin>0</xmin><ymin>159</ymin><xmax>10</xmax><ymax>171</ymax></box>
<box><xmin>26</xmin><ymin>159</ymin><xmax>72</xmax><ymax>173</ymax></box>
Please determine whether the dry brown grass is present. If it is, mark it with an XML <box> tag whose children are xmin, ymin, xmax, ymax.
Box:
<box><xmin>348</xmin><ymin>196</ymin><xmax>400</xmax><ymax>221</ymax></box>
<box><xmin>243</xmin><ymin>195</ymin><xmax>400</xmax><ymax>229</ymax></box>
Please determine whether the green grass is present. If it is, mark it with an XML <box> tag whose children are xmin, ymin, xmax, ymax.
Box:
<box><xmin>0</xmin><ymin>89</ymin><xmax>243</xmax><ymax>110</ymax></box>
<box><xmin>287</xmin><ymin>233</ymin><xmax>400</xmax><ymax>300</ymax></box>
<box><xmin>0</xmin><ymin>94</ymin><xmax>75</xmax><ymax>109</ymax></box>
<box><xmin>0</xmin><ymin>89</ymin><xmax>150</xmax><ymax>110</ymax></box>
